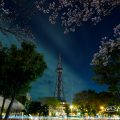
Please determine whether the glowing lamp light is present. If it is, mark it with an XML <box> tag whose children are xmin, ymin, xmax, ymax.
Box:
<box><xmin>70</xmin><ymin>105</ymin><xmax>73</xmax><ymax>109</ymax></box>
<box><xmin>100</xmin><ymin>106</ymin><xmax>104</xmax><ymax>110</ymax></box>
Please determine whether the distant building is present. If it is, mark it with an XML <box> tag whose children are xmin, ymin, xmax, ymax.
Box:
<box><xmin>39</xmin><ymin>97</ymin><xmax>66</xmax><ymax>116</ymax></box>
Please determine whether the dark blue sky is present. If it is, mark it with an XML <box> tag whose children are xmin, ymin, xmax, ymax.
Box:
<box><xmin>29</xmin><ymin>7</ymin><xmax>120</xmax><ymax>102</ymax></box>
<box><xmin>1</xmin><ymin>1</ymin><xmax>120</xmax><ymax>102</ymax></box>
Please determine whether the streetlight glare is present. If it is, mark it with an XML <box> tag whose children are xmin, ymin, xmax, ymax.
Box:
<box><xmin>70</xmin><ymin>105</ymin><xmax>73</xmax><ymax>109</ymax></box>
<box><xmin>100</xmin><ymin>106</ymin><xmax>104</xmax><ymax>110</ymax></box>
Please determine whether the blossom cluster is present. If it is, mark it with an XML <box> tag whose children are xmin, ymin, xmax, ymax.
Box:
<box><xmin>91</xmin><ymin>38</ymin><xmax>120</xmax><ymax>66</ymax></box>
<box><xmin>91</xmin><ymin>24</ymin><xmax>120</xmax><ymax>66</ymax></box>
<box><xmin>35</xmin><ymin>0</ymin><xmax>120</xmax><ymax>33</ymax></box>
<box><xmin>0</xmin><ymin>0</ymin><xmax>35</xmax><ymax>41</ymax></box>
<box><xmin>114</xmin><ymin>24</ymin><xmax>120</xmax><ymax>38</ymax></box>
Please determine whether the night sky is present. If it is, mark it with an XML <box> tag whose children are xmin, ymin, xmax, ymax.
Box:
<box><xmin>1</xmin><ymin>1</ymin><xmax>120</xmax><ymax>103</ymax></box>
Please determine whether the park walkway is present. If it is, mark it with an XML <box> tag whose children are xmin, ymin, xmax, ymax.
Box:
<box><xmin>7</xmin><ymin>116</ymin><xmax>120</xmax><ymax>120</ymax></box>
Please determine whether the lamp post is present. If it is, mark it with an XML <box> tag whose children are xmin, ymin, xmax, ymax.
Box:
<box><xmin>100</xmin><ymin>106</ymin><xmax>104</xmax><ymax>111</ymax></box>
<box><xmin>100</xmin><ymin>106</ymin><xmax>104</xmax><ymax>117</ymax></box>
<box><xmin>70</xmin><ymin>105</ymin><xmax>73</xmax><ymax>116</ymax></box>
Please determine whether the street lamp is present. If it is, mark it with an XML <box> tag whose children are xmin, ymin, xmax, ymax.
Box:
<box><xmin>100</xmin><ymin>106</ymin><xmax>104</xmax><ymax>111</ymax></box>
<box><xmin>70</xmin><ymin>105</ymin><xmax>73</xmax><ymax>110</ymax></box>
<box><xmin>100</xmin><ymin>106</ymin><xmax>104</xmax><ymax>117</ymax></box>
<box><xmin>70</xmin><ymin>105</ymin><xmax>73</xmax><ymax>116</ymax></box>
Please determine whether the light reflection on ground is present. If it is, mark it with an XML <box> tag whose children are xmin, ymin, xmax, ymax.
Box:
<box><xmin>7</xmin><ymin>116</ymin><xmax>120</xmax><ymax>120</ymax></box>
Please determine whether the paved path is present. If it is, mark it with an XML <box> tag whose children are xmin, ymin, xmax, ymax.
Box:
<box><xmin>8</xmin><ymin>116</ymin><xmax>120</xmax><ymax>120</ymax></box>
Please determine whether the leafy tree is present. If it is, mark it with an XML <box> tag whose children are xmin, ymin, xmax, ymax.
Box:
<box><xmin>40</xmin><ymin>104</ymin><xmax>49</xmax><ymax>116</ymax></box>
<box><xmin>16</xmin><ymin>93</ymin><xmax>31</xmax><ymax>114</ymax></box>
<box><xmin>91</xmin><ymin>38</ymin><xmax>120</xmax><ymax>101</ymax></box>
<box><xmin>73</xmin><ymin>90</ymin><xmax>115</xmax><ymax>116</ymax></box>
<box><xmin>98</xmin><ymin>92</ymin><xmax>118</xmax><ymax>106</ymax></box>
<box><xmin>27</xmin><ymin>101</ymin><xmax>49</xmax><ymax>116</ymax></box>
<box><xmin>27</xmin><ymin>101</ymin><xmax>42</xmax><ymax>115</ymax></box>
<box><xmin>64</xmin><ymin>103</ymin><xmax>70</xmax><ymax>117</ymax></box>
<box><xmin>40</xmin><ymin>97</ymin><xmax>61</xmax><ymax>109</ymax></box>
<box><xmin>0</xmin><ymin>43</ymin><xmax>14</xmax><ymax>119</ymax></box>
<box><xmin>39</xmin><ymin>97</ymin><xmax>62</xmax><ymax>116</ymax></box>
<box><xmin>73</xmin><ymin>90</ymin><xmax>98</xmax><ymax>116</ymax></box>
<box><xmin>0</xmin><ymin>41</ymin><xmax>47</xmax><ymax>119</ymax></box>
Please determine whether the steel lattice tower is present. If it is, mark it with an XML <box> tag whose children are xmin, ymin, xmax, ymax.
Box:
<box><xmin>54</xmin><ymin>54</ymin><xmax>65</xmax><ymax>101</ymax></box>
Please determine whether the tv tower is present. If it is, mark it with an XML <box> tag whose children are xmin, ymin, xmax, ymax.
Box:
<box><xmin>54</xmin><ymin>54</ymin><xmax>65</xmax><ymax>101</ymax></box>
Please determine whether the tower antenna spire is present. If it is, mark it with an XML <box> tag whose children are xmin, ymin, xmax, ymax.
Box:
<box><xmin>54</xmin><ymin>54</ymin><xmax>65</xmax><ymax>101</ymax></box>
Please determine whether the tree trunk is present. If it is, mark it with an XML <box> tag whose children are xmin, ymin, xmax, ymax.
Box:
<box><xmin>4</xmin><ymin>94</ymin><xmax>15</xmax><ymax>120</ymax></box>
<box><xmin>0</xmin><ymin>96</ymin><xmax>6</xmax><ymax>119</ymax></box>
<box><xmin>39</xmin><ymin>112</ymin><xmax>40</xmax><ymax>120</ymax></box>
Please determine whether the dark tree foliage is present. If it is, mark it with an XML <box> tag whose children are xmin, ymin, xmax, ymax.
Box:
<box><xmin>40</xmin><ymin>97</ymin><xmax>61</xmax><ymax>109</ymax></box>
<box><xmin>0</xmin><ymin>43</ymin><xmax>11</xmax><ymax>119</ymax></box>
<box><xmin>91</xmin><ymin>39</ymin><xmax>120</xmax><ymax>101</ymax></box>
<box><xmin>73</xmin><ymin>90</ymin><xmax>117</xmax><ymax>116</ymax></box>
<box><xmin>27</xmin><ymin>101</ymin><xmax>49</xmax><ymax>116</ymax></box>
<box><xmin>0</xmin><ymin>41</ymin><xmax>47</xmax><ymax>119</ymax></box>
<box><xmin>64</xmin><ymin>103</ymin><xmax>70</xmax><ymax>117</ymax></box>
